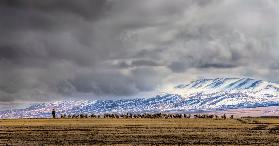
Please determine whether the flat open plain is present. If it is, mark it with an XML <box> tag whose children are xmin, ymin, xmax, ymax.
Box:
<box><xmin>0</xmin><ymin>118</ymin><xmax>279</xmax><ymax>145</ymax></box>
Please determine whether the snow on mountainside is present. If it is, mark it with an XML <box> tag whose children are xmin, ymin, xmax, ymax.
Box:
<box><xmin>0</xmin><ymin>78</ymin><xmax>279</xmax><ymax>119</ymax></box>
<box><xmin>169</xmin><ymin>78</ymin><xmax>279</xmax><ymax>109</ymax></box>
<box><xmin>172</xmin><ymin>78</ymin><xmax>278</xmax><ymax>97</ymax></box>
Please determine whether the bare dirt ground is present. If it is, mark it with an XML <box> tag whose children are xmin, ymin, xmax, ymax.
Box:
<box><xmin>0</xmin><ymin>118</ymin><xmax>279</xmax><ymax>145</ymax></box>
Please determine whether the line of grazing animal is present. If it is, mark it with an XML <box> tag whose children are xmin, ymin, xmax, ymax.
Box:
<box><xmin>58</xmin><ymin>113</ymin><xmax>233</xmax><ymax>120</ymax></box>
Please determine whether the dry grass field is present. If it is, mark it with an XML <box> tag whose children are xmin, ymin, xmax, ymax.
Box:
<box><xmin>0</xmin><ymin>118</ymin><xmax>279</xmax><ymax>145</ymax></box>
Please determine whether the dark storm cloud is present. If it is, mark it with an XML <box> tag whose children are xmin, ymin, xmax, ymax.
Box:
<box><xmin>0</xmin><ymin>0</ymin><xmax>278</xmax><ymax>105</ymax></box>
<box><xmin>168</xmin><ymin>58</ymin><xmax>237</xmax><ymax>73</ymax></box>
<box><xmin>0</xmin><ymin>2</ymin><xmax>103</xmax><ymax>70</ymax></box>
<box><xmin>59</xmin><ymin>67</ymin><xmax>162</xmax><ymax>96</ymax></box>
<box><xmin>199</xmin><ymin>63</ymin><xmax>237</xmax><ymax>69</ymax></box>
<box><xmin>70</xmin><ymin>72</ymin><xmax>139</xmax><ymax>96</ymax></box>
<box><xmin>116</xmin><ymin>59</ymin><xmax>162</xmax><ymax>69</ymax></box>
<box><xmin>131</xmin><ymin>60</ymin><xmax>161</xmax><ymax>67</ymax></box>
<box><xmin>0</xmin><ymin>0</ymin><xmax>109</xmax><ymax>21</ymax></box>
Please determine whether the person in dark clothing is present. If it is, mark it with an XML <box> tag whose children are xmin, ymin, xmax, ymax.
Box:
<box><xmin>52</xmin><ymin>109</ymin><xmax>56</xmax><ymax>119</ymax></box>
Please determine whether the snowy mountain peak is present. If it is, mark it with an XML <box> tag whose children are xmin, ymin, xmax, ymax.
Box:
<box><xmin>173</xmin><ymin>78</ymin><xmax>279</xmax><ymax>93</ymax></box>
<box><xmin>168</xmin><ymin>78</ymin><xmax>279</xmax><ymax>103</ymax></box>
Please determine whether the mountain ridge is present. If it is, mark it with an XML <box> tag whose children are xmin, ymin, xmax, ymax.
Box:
<box><xmin>0</xmin><ymin>77</ymin><xmax>278</xmax><ymax>119</ymax></box>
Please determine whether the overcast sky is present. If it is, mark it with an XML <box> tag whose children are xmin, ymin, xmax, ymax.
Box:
<box><xmin>0</xmin><ymin>0</ymin><xmax>278</xmax><ymax>106</ymax></box>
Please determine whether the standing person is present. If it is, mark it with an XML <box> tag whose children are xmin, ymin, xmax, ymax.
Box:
<box><xmin>52</xmin><ymin>109</ymin><xmax>56</xmax><ymax>119</ymax></box>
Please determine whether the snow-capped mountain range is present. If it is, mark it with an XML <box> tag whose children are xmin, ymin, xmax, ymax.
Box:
<box><xmin>1</xmin><ymin>78</ymin><xmax>279</xmax><ymax>119</ymax></box>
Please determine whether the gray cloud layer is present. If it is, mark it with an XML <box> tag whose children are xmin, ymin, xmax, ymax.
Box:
<box><xmin>0</xmin><ymin>0</ymin><xmax>278</xmax><ymax>103</ymax></box>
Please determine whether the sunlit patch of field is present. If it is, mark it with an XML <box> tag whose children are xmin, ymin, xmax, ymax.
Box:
<box><xmin>0</xmin><ymin>118</ymin><xmax>279</xmax><ymax>145</ymax></box>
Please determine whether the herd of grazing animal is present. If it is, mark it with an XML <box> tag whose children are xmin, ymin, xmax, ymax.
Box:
<box><xmin>58</xmin><ymin>112</ymin><xmax>233</xmax><ymax>120</ymax></box>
